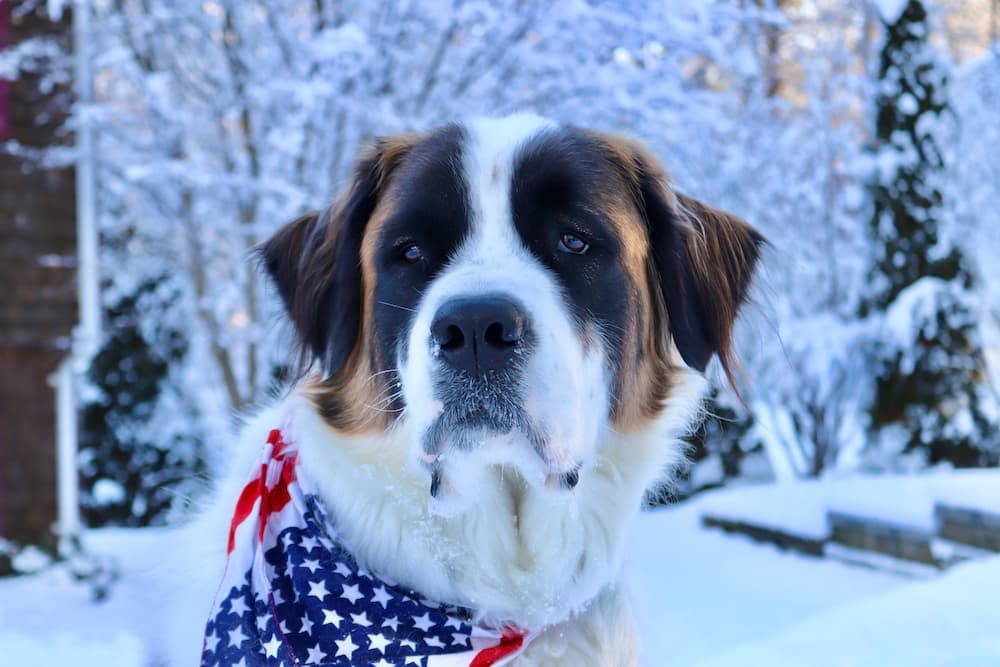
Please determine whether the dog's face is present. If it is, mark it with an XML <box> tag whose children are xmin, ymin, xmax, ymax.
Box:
<box><xmin>262</xmin><ymin>115</ymin><xmax>762</xmax><ymax>506</ymax></box>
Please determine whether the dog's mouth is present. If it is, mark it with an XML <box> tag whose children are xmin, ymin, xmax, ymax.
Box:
<box><xmin>423</xmin><ymin>369</ymin><xmax>531</xmax><ymax>449</ymax></box>
<box><xmin>418</xmin><ymin>373</ymin><xmax>583</xmax><ymax>499</ymax></box>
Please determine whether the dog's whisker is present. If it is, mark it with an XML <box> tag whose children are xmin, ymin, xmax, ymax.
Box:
<box><xmin>374</xmin><ymin>390</ymin><xmax>404</xmax><ymax>406</ymax></box>
<box><xmin>363</xmin><ymin>403</ymin><xmax>406</xmax><ymax>415</ymax></box>
<box><xmin>364</xmin><ymin>391</ymin><xmax>405</xmax><ymax>412</ymax></box>
<box><xmin>378</xmin><ymin>300</ymin><xmax>417</xmax><ymax>313</ymax></box>
<box><xmin>369</xmin><ymin>384</ymin><xmax>403</xmax><ymax>402</ymax></box>
<box><xmin>363</xmin><ymin>368</ymin><xmax>402</xmax><ymax>389</ymax></box>
<box><xmin>367</xmin><ymin>367</ymin><xmax>401</xmax><ymax>380</ymax></box>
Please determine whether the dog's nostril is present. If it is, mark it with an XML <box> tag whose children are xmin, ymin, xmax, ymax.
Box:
<box><xmin>440</xmin><ymin>324</ymin><xmax>465</xmax><ymax>351</ymax></box>
<box><xmin>484</xmin><ymin>321</ymin><xmax>516</xmax><ymax>348</ymax></box>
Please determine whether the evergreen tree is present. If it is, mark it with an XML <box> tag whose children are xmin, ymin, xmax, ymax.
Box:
<box><xmin>864</xmin><ymin>0</ymin><xmax>998</xmax><ymax>467</ymax></box>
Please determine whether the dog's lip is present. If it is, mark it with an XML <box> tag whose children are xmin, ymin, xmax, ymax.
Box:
<box><xmin>420</xmin><ymin>417</ymin><xmax>524</xmax><ymax>457</ymax></box>
<box><xmin>544</xmin><ymin>464</ymin><xmax>582</xmax><ymax>490</ymax></box>
<box><xmin>429</xmin><ymin>466</ymin><xmax>443</xmax><ymax>498</ymax></box>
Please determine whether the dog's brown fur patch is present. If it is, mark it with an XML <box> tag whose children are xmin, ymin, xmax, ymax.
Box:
<box><xmin>295</xmin><ymin>134</ymin><xmax>424</xmax><ymax>435</ymax></box>
<box><xmin>591</xmin><ymin>133</ymin><xmax>763</xmax><ymax>431</ymax></box>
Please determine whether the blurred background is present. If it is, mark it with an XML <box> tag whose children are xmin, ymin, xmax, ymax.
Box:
<box><xmin>1</xmin><ymin>0</ymin><xmax>999</xmax><ymax>664</ymax></box>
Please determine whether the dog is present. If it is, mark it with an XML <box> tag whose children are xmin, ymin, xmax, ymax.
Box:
<box><xmin>159</xmin><ymin>114</ymin><xmax>762</xmax><ymax>667</ymax></box>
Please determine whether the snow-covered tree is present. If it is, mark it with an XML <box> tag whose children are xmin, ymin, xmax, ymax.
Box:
<box><xmin>84</xmin><ymin>1</ymin><xmax>797</xmax><ymax>520</ymax></box>
<box><xmin>861</xmin><ymin>0</ymin><xmax>999</xmax><ymax>467</ymax></box>
<box><xmin>71</xmin><ymin>0</ymin><xmax>1000</xmax><ymax>523</ymax></box>
<box><xmin>695</xmin><ymin>0</ymin><xmax>879</xmax><ymax>480</ymax></box>
<box><xmin>90</xmin><ymin>0</ymin><xmax>760</xmax><ymax>421</ymax></box>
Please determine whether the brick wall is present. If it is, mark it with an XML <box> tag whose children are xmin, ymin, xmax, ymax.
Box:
<box><xmin>0</xmin><ymin>346</ymin><xmax>62</xmax><ymax>543</ymax></box>
<box><xmin>0</xmin><ymin>2</ymin><xmax>76</xmax><ymax>545</ymax></box>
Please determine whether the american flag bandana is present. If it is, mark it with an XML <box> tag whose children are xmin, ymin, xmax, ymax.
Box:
<box><xmin>202</xmin><ymin>425</ymin><xmax>536</xmax><ymax>666</ymax></box>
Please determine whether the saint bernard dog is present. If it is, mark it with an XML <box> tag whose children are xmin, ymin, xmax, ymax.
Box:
<box><xmin>161</xmin><ymin>114</ymin><xmax>762</xmax><ymax>667</ymax></box>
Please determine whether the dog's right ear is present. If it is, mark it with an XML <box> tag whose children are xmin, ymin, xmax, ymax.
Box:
<box><xmin>259</xmin><ymin>136</ymin><xmax>418</xmax><ymax>375</ymax></box>
<box><xmin>259</xmin><ymin>209</ymin><xmax>336</xmax><ymax>371</ymax></box>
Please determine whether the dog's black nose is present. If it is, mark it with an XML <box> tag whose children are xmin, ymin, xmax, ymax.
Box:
<box><xmin>431</xmin><ymin>294</ymin><xmax>528</xmax><ymax>375</ymax></box>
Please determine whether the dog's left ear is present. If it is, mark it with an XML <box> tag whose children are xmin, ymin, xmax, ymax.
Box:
<box><xmin>604</xmin><ymin>138</ymin><xmax>765</xmax><ymax>383</ymax></box>
<box><xmin>654</xmin><ymin>188</ymin><xmax>764</xmax><ymax>382</ymax></box>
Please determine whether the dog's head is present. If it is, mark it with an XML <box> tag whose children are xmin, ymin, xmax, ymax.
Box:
<box><xmin>262</xmin><ymin>115</ymin><xmax>762</xmax><ymax>507</ymax></box>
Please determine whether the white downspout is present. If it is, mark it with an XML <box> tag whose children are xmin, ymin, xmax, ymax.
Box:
<box><xmin>74</xmin><ymin>0</ymin><xmax>99</xmax><ymax>357</ymax></box>
<box><xmin>51</xmin><ymin>359</ymin><xmax>80</xmax><ymax>555</ymax></box>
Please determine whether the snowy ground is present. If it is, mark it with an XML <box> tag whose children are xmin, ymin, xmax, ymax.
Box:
<box><xmin>629</xmin><ymin>494</ymin><xmax>1000</xmax><ymax>666</ymax></box>
<box><xmin>2</xmin><ymin>485</ymin><xmax>998</xmax><ymax>666</ymax></box>
<box><xmin>0</xmin><ymin>529</ymin><xmax>155</xmax><ymax>666</ymax></box>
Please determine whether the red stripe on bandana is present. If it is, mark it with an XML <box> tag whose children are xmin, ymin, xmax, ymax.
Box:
<box><xmin>470</xmin><ymin>629</ymin><xmax>526</xmax><ymax>667</ymax></box>
<box><xmin>227</xmin><ymin>466</ymin><xmax>265</xmax><ymax>554</ymax></box>
<box><xmin>227</xmin><ymin>429</ymin><xmax>298</xmax><ymax>554</ymax></box>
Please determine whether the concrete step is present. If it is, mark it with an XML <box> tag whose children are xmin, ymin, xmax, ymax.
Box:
<box><xmin>827</xmin><ymin>511</ymin><xmax>938</xmax><ymax>567</ymax></box>
<box><xmin>934</xmin><ymin>504</ymin><xmax>1000</xmax><ymax>553</ymax></box>
<box><xmin>701</xmin><ymin>514</ymin><xmax>826</xmax><ymax>557</ymax></box>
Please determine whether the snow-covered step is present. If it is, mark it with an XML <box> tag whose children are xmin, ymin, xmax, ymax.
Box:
<box><xmin>700</xmin><ymin>514</ymin><xmax>825</xmax><ymax>556</ymax></box>
<box><xmin>697</xmin><ymin>480</ymin><xmax>829</xmax><ymax>557</ymax></box>
<box><xmin>823</xmin><ymin>542</ymin><xmax>939</xmax><ymax>580</ymax></box>
<box><xmin>934</xmin><ymin>504</ymin><xmax>1000</xmax><ymax>552</ymax></box>
<box><xmin>696</xmin><ymin>470</ymin><xmax>1000</xmax><ymax>568</ymax></box>
<box><xmin>822</xmin><ymin>470</ymin><xmax>1000</xmax><ymax>536</ymax></box>
<box><xmin>827</xmin><ymin>511</ymin><xmax>937</xmax><ymax>567</ymax></box>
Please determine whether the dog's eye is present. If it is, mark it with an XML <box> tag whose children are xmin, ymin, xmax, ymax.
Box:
<box><xmin>558</xmin><ymin>233</ymin><xmax>590</xmax><ymax>255</ymax></box>
<box><xmin>402</xmin><ymin>244</ymin><xmax>424</xmax><ymax>263</ymax></box>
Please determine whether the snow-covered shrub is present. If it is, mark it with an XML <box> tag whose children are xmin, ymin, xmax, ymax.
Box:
<box><xmin>79</xmin><ymin>276</ymin><xmax>207</xmax><ymax>526</ymax></box>
<box><xmin>687</xmin><ymin>1</ymin><xmax>879</xmax><ymax>480</ymax></box>
<box><xmin>672</xmin><ymin>387</ymin><xmax>759</xmax><ymax>499</ymax></box>
<box><xmin>746</xmin><ymin>313</ymin><xmax>874</xmax><ymax>478</ymax></box>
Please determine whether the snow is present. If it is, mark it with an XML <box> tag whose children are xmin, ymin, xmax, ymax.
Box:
<box><xmin>882</xmin><ymin>277</ymin><xmax>953</xmax><ymax>359</ymax></box>
<box><xmin>688</xmin><ymin>455</ymin><xmax>725</xmax><ymax>490</ymax></box>
<box><xmin>10</xmin><ymin>545</ymin><xmax>53</xmax><ymax>575</ymax></box>
<box><xmin>874</xmin><ymin>0</ymin><xmax>911</xmax><ymax>25</ymax></box>
<box><xmin>92</xmin><ymin>478</ymin><xmax>127</xmax><ymax>505</ymax></box>
<box><xmin>626</xmin><ymin>499</ymin><xmax>904</xmax><ymax>665</ymax></box>
<box><xmin>694</xmin><ymin>556</ymin><xmax>1000</xmax><ymax>667</ymax></box>
<box><xmin>0</xmin><ymin>529</ymin><xmax>164</xmax><ymax>667</ymax></box>
<box><xmin>46</xmin><ymin>0</ymin><xmax>67</xmax><ymax>21</ymax></box>
<box><xmin>821</xmin><ymin>470</ymin><xmax>1000</xmax><ymax>532</ymax></box>
<box><xmin>932</xmin><ymin>472</ymin><xmax>1000</xmax><ymax>513</ymax></box>
<box><xmin>0</xmin><ymin>627</ymin><xmax>142</xmax><ymax>667</ymax></box>
<box><xmin>898</xmin><ymin>91</ymin><xmax>919</xmax><ymax>114</ymax></box>
<box><xmin>697</xmin><ymin>479</ymin><xmax>830</xmax><ymax>539</ymax></box>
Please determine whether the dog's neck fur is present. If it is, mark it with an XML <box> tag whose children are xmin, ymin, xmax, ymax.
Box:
<box><xmin>289</xmin><ymin>367</ymin><xmax>706</xmax><ymax>630</ymax></box>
